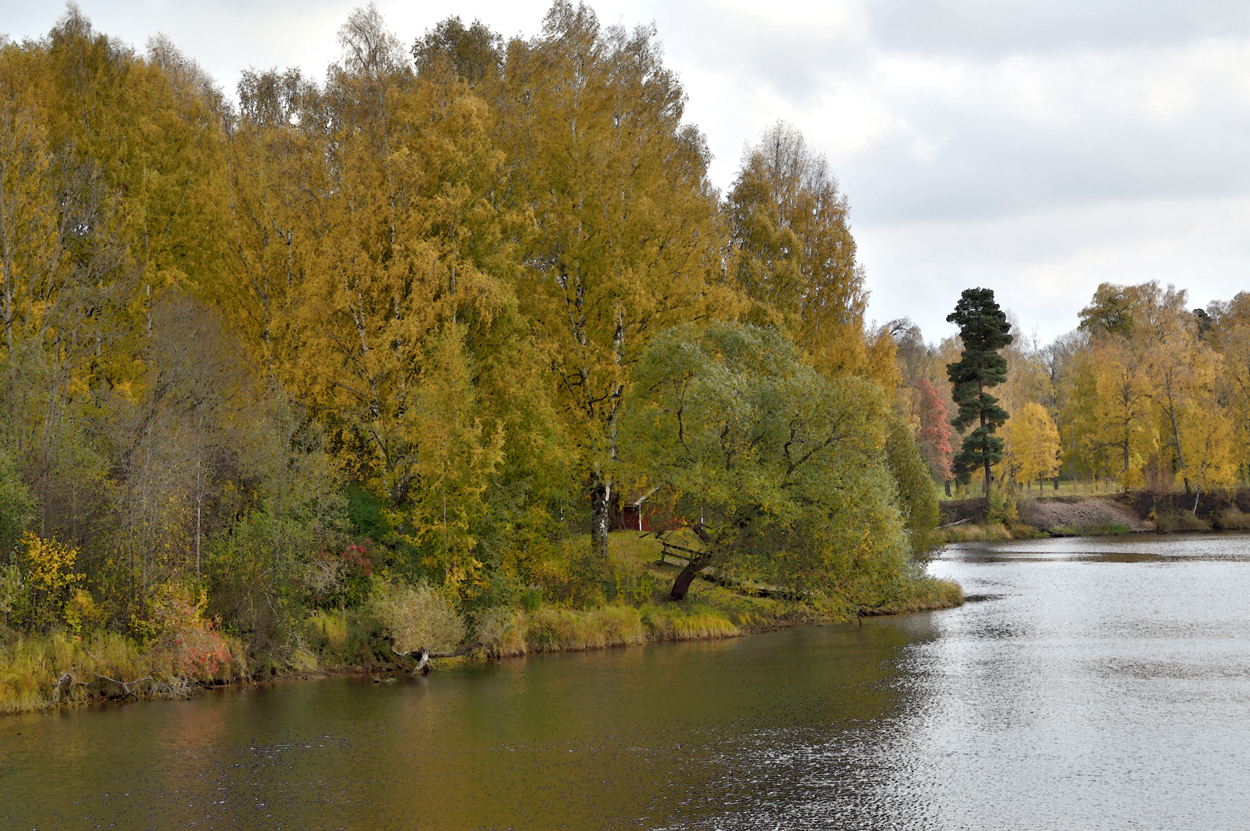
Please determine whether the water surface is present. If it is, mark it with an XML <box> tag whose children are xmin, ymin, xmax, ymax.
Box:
<box><xmin>3</xmin><ymin>532</ymin><xmax>1250</xmax><ymax>829</ymax></box>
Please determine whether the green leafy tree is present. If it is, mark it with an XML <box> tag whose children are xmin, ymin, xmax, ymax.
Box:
<box><xmin>883</xmin><ymin>413</ymin><xmax>941</xmax><ymax>559</ymax></box>
<box><xmin>621</xmin><ymin>322</ymin><xmax>912</xmax><ymax>602</ymax></box>
<box><xmin>946</xmin><ymin>288</ymin><xmax>1013</xmax><ymax>493</ymax></box>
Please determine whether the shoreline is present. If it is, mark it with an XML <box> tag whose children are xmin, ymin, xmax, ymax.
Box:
<box><xmin>2</xmin><ymin>573</ymin><xmax>962</xmax><ymax>716</ymax></box>
<box><xmin>937</xmin><ymin>489</ymin><xmax>1250</xmax><ymax>543</ymax></box>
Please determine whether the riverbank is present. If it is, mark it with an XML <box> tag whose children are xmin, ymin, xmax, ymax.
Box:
<box><xmin>1</xmin><ymin>531</ymin><xmax>961</xmax><ymax>715</ymax></box>
<box><xmin>937</xmin><ymin>488</ymin><xmax>1250</xmax><ymax>542</ymax></box>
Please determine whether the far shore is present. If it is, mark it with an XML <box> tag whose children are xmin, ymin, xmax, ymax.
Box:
<box><xmin>936</xmin><ymin>488</ymin><xmax>1250</xmax><ymax>543</ymax></box>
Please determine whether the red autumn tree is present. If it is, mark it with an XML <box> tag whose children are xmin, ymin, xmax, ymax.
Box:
<box><xmin>916</xmin><ymin>378</ymin><xmax>954</xmax><ymax>486</ymax></box>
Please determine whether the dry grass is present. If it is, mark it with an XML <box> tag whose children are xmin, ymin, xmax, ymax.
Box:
<box><xmin>0</xmin><ymin>628</ymin><xmax>248</xmax><ymax>714</ymax></box>
<box><xmin>1215</xmin><ymin>507</ymin><xmax>1250</xmax><ymax>531</ymax></box>
<box><xmin>1153</xmin><ymin>511</ymin><xmax>1212</xmax><ymax>533</ymax></box>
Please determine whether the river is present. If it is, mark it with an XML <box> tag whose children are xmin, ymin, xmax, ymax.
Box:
<box><xmin>3</xmin><ymin>532</ymin><xmax>1250</xmax><ymax>829</ymax></box>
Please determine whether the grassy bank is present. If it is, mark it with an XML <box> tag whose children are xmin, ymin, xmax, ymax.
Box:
<box><xmin>0</xmin><ymin>629</ymin><xmax>249</xmax><ymax>715</ymax></box>
<box><xmin>2</xmin><ymin>532</ymin><xmax>962</xmax><ymax>715</ymax></box>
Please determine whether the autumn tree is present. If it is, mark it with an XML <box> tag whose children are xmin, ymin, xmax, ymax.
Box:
<box><xmin>1176</xmin><ymin>354</ymin><xmax>1236</xmax><ymax>495</ymax></box>
<box><xmin>1005</xmin><ymin>402</ymin><xmax>1062</xmax><ymax>490</ymax></box>
<box><xmin>727</xmin><ymin>121</ymin><xmax>895</xmax><ymax>388</ymax></box>
<box><xmin>1089</xmin><ymin>336</ymin><xmax>1155</xmax><ymax>489</ymax></box>
<box><xmin>1210</xmin><ymin>293</ymin><xmax>1250</xmax><ymax>479</ymax></box>
<box><xmin>222</xmin><ymin>65</ymin><xmax>321</xmax><ymax>370</ymax></box>
<box><xmin>276</xmin><ymin>6</ymin><xmax>530</xmax><ymax>591</ymax></box>
<box><xmin>1071</xmin><ymin>281</ymin><xmax>1229</xmax><ymax>492</ymax></box>
<box><xmin>946</xmin><ymin>288</ymin><xmax>1013</xmax><ymax>494</ymax></box>
<box><xmin>494</xmin><ymin>2</ymin><xmax>731</xmax><ymax>563</ymax></box>
<box><xmin>1042</xmin><ymin>328</ymin><xmax>1088</xmax><ymax>486</ymax></box>
<box><xmin>915</xmin><ymin>377</ymin><xmax>954</xmax><ymax>491</ymax></box>
<box><xmin>412</xmin><ymin>16</ymin><xmax>503</xmax><ymax>87</ymax></box>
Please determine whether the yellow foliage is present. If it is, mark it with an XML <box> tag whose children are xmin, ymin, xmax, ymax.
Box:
<box><xmin>63</xmin><ymin>588</ymin><xmax>103</xmax><ymax>635</ymax></box>
<box><xmin>21</xmin><ymin>533</ymin><xmax>77</xmax><ymax>591</ymax></box>
<box><xmin>1006</xmin><ymin>402</ymin><xmax>1062</xmax><ymax>488</ymax></box>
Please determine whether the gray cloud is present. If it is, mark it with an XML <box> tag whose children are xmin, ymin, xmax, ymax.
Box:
<box><xmin>866</xmin><ymin>0</ymin><xmax>1250</xmax><ymax>55</ymax></box>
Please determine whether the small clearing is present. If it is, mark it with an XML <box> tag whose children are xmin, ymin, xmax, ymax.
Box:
<box><xmin>1021</xmin><ymin>496</ymin><xmax>1154</xmax><ymax>534</ymax></box>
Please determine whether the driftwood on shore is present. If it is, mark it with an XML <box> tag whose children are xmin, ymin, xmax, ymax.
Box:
<box><xmin>391</xmin><ymin>642</ymin><xmax>484</xmax><ymax>675</ymax></box>
<box><xmin>44</xmin><ymin>669</ymin><xmax>156</xmax><ymax>710</ymax></box>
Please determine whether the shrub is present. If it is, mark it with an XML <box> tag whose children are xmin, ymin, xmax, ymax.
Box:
<box><xmin>0</xmin><ymin>562</ymin><xmax>24</xmax><ymax>628</ymax></box>
<box><xmin>18</xmin><ymin>533</ymin><xmax>81</xmax><ymax>629</ymax></box>
<box><xmin>474</xmin><ymin>606</ymin><xmax>525</xmax><ymax>657</ymax></box>
<box><xmin>606</xmin><ymin>554</ymin><xmax>658</xmax><ymax>605</ymax></box>
<box><xmin>306</xmin><ymin>540</ymin><xmax>375</xmax><ymax>608</ymax></box>
<box><xmin>367</xmin><ymin>580</ymin><xmax>465</xmax><ymax>654</ymax></box>
<box><xmin>1215</xmin><ymin>507</ymin><xmax>1250</xmax><ymax>531</ymax></box>
<box><xmin>985</xmin><ymin>486</ymin><xmax>1019</xmax><ymax>525</ymax></box>
<box><xmin>303</xmin><ymin>609</ymin><xmax>377</xmax><ymax>664</ymax></box>
<box><xmin>1153</xmin><ymin>511</ymin><xmax>1210</xmax><ymax>533</ymax></box>
<box><xmin>146</xmin><ymin>583</ymin><xmax>235</xmax><ymax>681</ymax></box>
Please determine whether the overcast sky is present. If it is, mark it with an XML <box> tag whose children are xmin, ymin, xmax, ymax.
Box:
<box><xmin>4</xmin><ymin>0</ymin><xmax>1248</xmax><ymax>346</ymax></box>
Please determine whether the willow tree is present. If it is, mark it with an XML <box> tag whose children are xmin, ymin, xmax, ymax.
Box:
<box><xmin>946</xmin><ymin>288</ymin><xmax>1013</xmax><ymax>494</ymax></box>
<box><xmin>495</xmin><ymin>2</ymin><xmax>731</xmax><ymax>563</ymax></box>
<box><xmin>621</xmin><ymin>322</ymin><xmax>913</xmax><ymax>602</ymax></box>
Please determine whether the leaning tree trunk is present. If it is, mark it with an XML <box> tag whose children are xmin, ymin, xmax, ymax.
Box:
<box><xmin>669</xmin><ymin>553</ymin><xmax>710</xmax><ymax>601</ymax></box>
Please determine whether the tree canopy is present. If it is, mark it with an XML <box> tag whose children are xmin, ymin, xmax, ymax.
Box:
<box><xmin>621</xmin><ymin>322</ymin><xmax>923</xmax><ymax>602</ymax></box>
<box><xmin>0</xmin><ymin>2</ymin><xmax>958</xmax><ymax>657</ymax></box>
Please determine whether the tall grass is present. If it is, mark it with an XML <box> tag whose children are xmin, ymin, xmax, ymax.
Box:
<box><xmin>0</xmin><ymin>629</ymin><xmax>248</xmax><ymax>714</ymax></box>
<box><xmin>874</xmin><ymin>577</ymin><xmax>964</xmax><ymax>615</ymax></box>
<box><xmin>1215</xmin><ymin>507</ymin><xmax>1250</xmax><ymax>530</ymax></box>
<box><xmin>640</xmin><ymin>604</ymin><xmax>740</xmax><ymax>640</ymax></box>
<box><xmin>520</xmin><ymin>605</ymin><xmax>650</xmax><ymax>653</ymax></box>
<box><xmin>938</xmin><ymin>522</ymin><xmax>1014</xmax><ymax>543</ymax></box>
<box><xmin>1153</xmin><ymin>511</ymin><xmax>1211</xmax><ymax>533</ymax></box>
<box><xmin>472</xmin><ymin>602</ymin><xmax>741</xmax><ymax>657</ymax></box>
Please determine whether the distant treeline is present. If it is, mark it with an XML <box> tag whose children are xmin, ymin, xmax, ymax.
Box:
<box><xmin>894</xmin><ymin>281</ymin><xmax>1250</xmax><ymax>497</ymax></box>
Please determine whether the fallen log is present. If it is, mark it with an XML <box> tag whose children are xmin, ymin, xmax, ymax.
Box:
<box><xmin>93</xmin><ymin>672</ymin><xmax>153</xmax><ymax>698</ymax></box>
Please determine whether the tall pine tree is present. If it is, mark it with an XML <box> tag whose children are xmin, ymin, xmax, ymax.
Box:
<box><xmin>946</xmin><ymin>288</ymin><xmax>1013</xmax><ymax>494</ymax></box>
